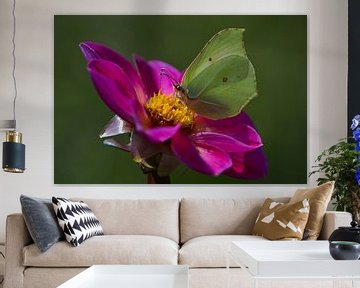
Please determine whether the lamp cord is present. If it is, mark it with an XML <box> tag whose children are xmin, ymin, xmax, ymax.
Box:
<box><xmin>11</xmin><ymin>0</ymin><xmax>17</xmax><ymax>129</ymax></box>
<box><xmin>0</xmin><ymin>251</ymin><xmax>4</xmax><ymax>284</ymax></box>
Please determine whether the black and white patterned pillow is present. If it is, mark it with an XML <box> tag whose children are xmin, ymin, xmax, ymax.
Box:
<box><xmin>52</xmin><ymin>197</ymin><xmax>104</xmax><ymax>247</ymax></box>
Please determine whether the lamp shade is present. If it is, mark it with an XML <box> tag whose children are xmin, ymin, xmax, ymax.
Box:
<box><xmin>2</xmin><ymin>131</ymin><xmax>25</xmax><ymax>173</ymax></box>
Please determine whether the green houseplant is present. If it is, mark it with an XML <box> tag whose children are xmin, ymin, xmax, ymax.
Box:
<box><xmin>310</xmin><ymin>115</ymin><xmax>360</xmax><ymax>222</ymax></box>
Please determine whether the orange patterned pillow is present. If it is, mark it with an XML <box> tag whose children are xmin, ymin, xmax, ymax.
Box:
<box><xmin>289</xmin><ymin>181</ymin><xmax>334</xmax><ymax>240</ymax></box>
<box><xmin>252</xmin><ymin>198</ymin><xmax>310</xmax><ymax>240</ymax></box>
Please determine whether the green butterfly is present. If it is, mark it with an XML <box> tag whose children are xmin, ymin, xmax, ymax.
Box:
<box><xmin>170</xmin><ymin>28</ymin><xmax>257</xmax><ymax>120</ymax></box>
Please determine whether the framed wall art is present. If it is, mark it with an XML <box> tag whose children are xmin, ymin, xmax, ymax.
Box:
<box><xmin>54</xmin><ymin>15</ymin><xmax>307</xmax><ymax>184</ymax></box>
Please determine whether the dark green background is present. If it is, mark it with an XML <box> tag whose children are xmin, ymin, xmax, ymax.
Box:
<box><xmin>54</xmin><ymin>15</ymin><xmax>307</xmax><ymax>184</ymax></box>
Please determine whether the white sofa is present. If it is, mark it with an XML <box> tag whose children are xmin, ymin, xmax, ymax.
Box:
<box><xmin>4</xmin><ymin>198</ymin><xmax>352</xmax><ymax>288</ymax></box>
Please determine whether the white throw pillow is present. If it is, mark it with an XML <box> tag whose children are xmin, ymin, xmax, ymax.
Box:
<box><xmin>52</xmin><ymin>197</ymin><xmax>103</xmax><ymax>246</ymax></box>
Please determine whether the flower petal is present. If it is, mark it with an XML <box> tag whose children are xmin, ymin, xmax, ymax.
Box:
<box><xmin>88</xmin><ymin>60</ymin><xmax>138</xmax><ymax>123</ymax></box>
<box><xmin>130</xmin><ymin>131</ymin><xmax>164</xmax><ymax>160</ymax></box>
<box><xmin>80</xmin><ymin>42</ymin><xmax>147</xmax><ymax>104</ymax></box>
<box><xmin>171</xmin><ymin>131</ymin><xmax>232</xmax><ymax>176</ymax></box>
<box><xmin>103</xmin><ymin>138</ymin><xmax>130</xmax><ymax>152</ymax></box>
<box><xmin>149</xmin><ymin>60</ymin><xmax>182</xmax><ymax>95</ymax></box>
<box><xmin>356</xmin><ymin>168</ymin><xmax>360</xmax><ymax>185</ymax></box>
<box><xmin>134</xmin><ymin>55</ymin><xmax>158</xmax><ymax>97</ymax></box>
<box><xmin>224</xmin><ymin>148</ymin><xmax>268</xmax><ymax>179</ymax></box>
<box><xmin>353</xmin><ymin>128</ymin><xmax>360</xmax><ymax>142</ymax></box>
<box><xmin>100</xmin><ymin>115</ymin><xmax>133</xmax><ymax>138</ymax></box>
<box><xmin>195</xmin><ymin>112</ymin><xmax>268</xmax><ymax>179</ymax></box>
<box><xmin>140</xmin><ymin>124</ymin><xmax>181</xmax><ymax>143</ymax></box>
<box><xmin>192</xmin><ymin>132</ymin><xmax>261</xmax><ymax>153</ymax></box>
<box><xmin>135</xmin><ymin>55</ymin><xmax>182</xmax><ymax>96</ymax></box>
<box><xmin>351</xmin><ymin>115</ymin><xmax>360</xmax><ymax>130</ymax></box>
<box><xmin>195</xmin><ymin>112</ymin><xmax>262</xmax><ymax>147</ymax></box>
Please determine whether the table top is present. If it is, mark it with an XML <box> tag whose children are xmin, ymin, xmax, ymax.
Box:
<box><xmin>231</xmin><ymin>240</ymin><xmax>360</xmax><ymax>278</ymax></box>
<box><xmin>58</xmin><ymin>265</ymin><xmax>189</xmax><ymax>288</ymax></box>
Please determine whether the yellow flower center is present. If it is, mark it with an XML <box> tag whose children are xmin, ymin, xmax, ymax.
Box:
<box><xmin>145</xmin><ymin>92</ymin><xmax>194</xmax><ymax>129</ymax></box>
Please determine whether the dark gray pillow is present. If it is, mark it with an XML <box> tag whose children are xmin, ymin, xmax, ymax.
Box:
<box><xmin>20</xmin><ymin>195</ymin><xmax>64</xmax><ymax>253</ymax></box>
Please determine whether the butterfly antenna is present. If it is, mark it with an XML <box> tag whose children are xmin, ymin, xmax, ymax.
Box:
<box><xmin>160</xmin><ymin>68</ymin><xmax>186</xmax><ymax>101</ymax></box>
<box><xmin>160</xmin><ymin>68</ymin><xmax>179</xmax><ymax>87</ymax></box>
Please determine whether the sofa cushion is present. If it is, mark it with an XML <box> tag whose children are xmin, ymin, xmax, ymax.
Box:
<box><xmin>179</xmin><ymin>235</ymin><xmax>267</xmax><ymax>268</ymax></box>
<box><xmin>252</xmin><ymin>198</ymin><xmax>310</xmax><ymax>240</ymax></box>
<box><xmin>23</xmin><ymin>235</ymin><xmax>178</xmax><ymax>267</ymax></box>
<box><xmin>180</xmin><ymin>198</ymin><xmax>289</xmax><ymax>243</ymax></box>
<box><xmin>72</xmin><ymin>198</ymin><xmax>179</xmax><ymax>243</ymax></box>
<box><xmin>290</xmin><ymin>181</ymin><xmax>334</xmax><ymax>240</ymax></box>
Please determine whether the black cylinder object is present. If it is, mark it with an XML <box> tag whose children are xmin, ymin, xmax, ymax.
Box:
<box><xmin>2</xmin><ymin>140</ymin><xmax>25</xmax><ymax>173</ymax></box>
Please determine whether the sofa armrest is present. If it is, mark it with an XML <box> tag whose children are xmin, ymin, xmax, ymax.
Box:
<box><xmin>318</xmin><ymin>211</ymin><xmax>352</xmax><ymax>240</ymax></box>
<box><xmin>4</xmin><ymin>213</ymin><xmax>32</xmax><ymax>288</ymax></box>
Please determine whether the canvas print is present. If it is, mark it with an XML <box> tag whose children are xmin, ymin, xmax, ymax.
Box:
<box><xmin>54</xmin><ymin>15</ymin><xmax>307</xmax><ymax>184</ymax></box>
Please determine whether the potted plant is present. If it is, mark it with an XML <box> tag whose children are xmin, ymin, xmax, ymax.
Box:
<box><xmin>310</xmin><ymin>115</ymin><xmax>360</xmax><ymax>222</ymax></box>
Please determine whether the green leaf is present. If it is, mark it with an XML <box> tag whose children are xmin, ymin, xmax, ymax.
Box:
<box><xmin>309</xmin><ymin>139</ymin><xmax>360</xmax><ymax>215</ymax></box>
<box><xmin>181</xmin><ymin>28</ymin><xmax>257</xmax><ymax>119</ymax></box>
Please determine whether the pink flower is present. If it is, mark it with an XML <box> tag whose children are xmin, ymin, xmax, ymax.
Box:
<box><xmin>80</xmin><ymin>41</ymin><xmax>268</xmax><ymax>179</ymax></box>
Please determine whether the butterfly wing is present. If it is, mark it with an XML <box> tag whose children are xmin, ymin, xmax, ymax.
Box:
<box><xmin>181</xmin><ymin>28</ymin><xmax>257</xmax><ymax>120</ymax></box>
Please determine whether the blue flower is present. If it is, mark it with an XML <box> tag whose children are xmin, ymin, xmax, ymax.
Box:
<box><xmin>351</xmin><ymin>115</ymin><xmax>360</xmax><ymax>130</ymax></box>
<box><xmin>357</xmin><ymin>142</ymin><xmax>360</xmax><ymax>152</ymax></box>
<box><xmin>356</xmin><ymin>168</ymin><xmax>360</xmax><ymax>185</ymax></box>
<box><xmin>353</xmin><ymin>128</ymin><xmax>360</xmax><ymax>142</ymax></box>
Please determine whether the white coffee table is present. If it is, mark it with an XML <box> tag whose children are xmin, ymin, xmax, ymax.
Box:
<box><xmin>58</xmin><ymin>265</ymin><xmax>189</xmax><ymax>288</ymax></box>
<box><xmin>228</xmin><ymin>241</ymin><xmax>360</xmax><ymax>288</ymax></box>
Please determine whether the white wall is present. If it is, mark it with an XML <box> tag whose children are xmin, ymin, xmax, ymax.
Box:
<box><xmin>0</xmin><ymin>0</ymin><xmax>348</xmax><ymax>242</ymax></box>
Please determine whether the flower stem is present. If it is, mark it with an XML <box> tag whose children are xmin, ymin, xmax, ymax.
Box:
<box><xmin>147</xmin><ymin>171</ymin><xmax>170</xmax><ymax>184</ymax></box>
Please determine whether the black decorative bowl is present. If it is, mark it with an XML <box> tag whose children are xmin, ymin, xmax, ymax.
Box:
<box><xmin>329</xmin><ymin>241</ymin><xmax>360</xmax><ymax>260</ymax></box>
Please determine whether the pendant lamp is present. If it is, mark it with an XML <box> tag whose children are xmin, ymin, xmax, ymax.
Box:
<box><xmin>1</xmin><ymin>0</ymin><xmax>25</xmax><ymax>173</ymax></box>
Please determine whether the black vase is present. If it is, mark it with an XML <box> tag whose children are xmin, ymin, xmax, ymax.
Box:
<box><xmin>328</xmin><ymin>221</ymin><xmax>360</xmax><ymax>244</ymax></box>
<box><xmin>329</xmin><ymin>241</ymin><xmax>360</xmax><ymax>260</ymax></box>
